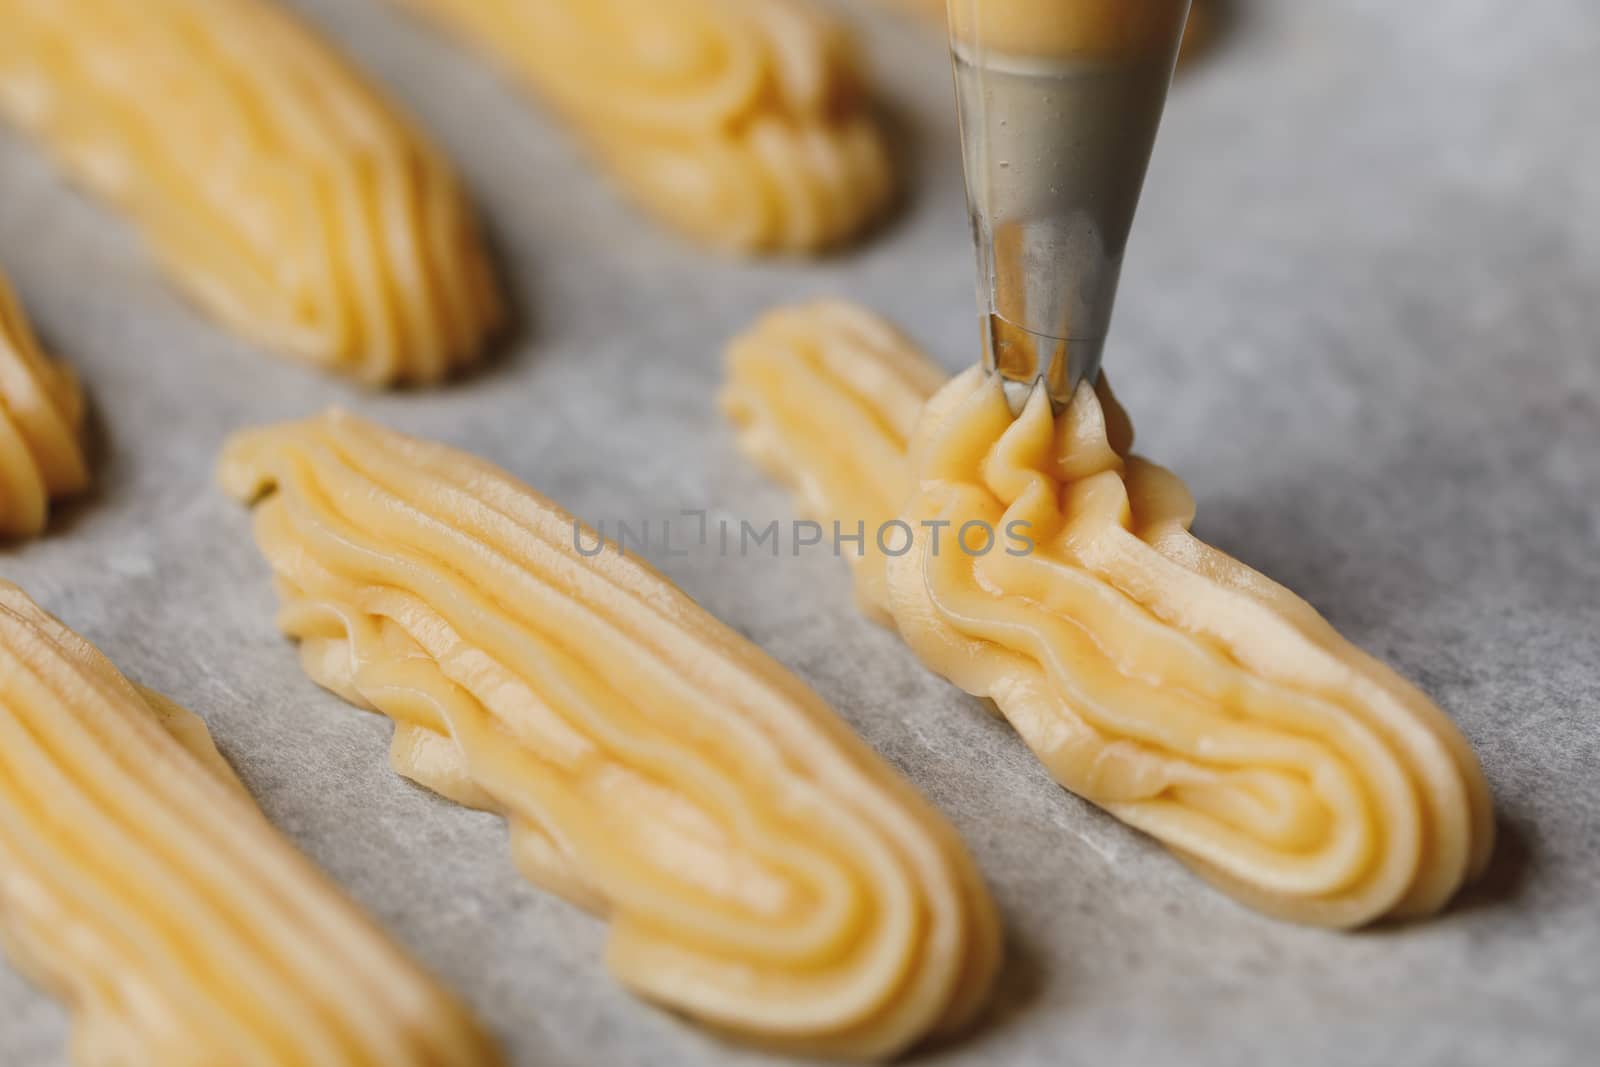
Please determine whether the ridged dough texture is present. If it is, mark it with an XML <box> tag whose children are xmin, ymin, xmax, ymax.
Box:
<box><xmin>722</xmin><ymin>302</ymin><xmax>944</xmax><ymax>624</ymax></box>
<box><xmin>218</xmin><ymin>410</ymin><xmax>1000</xmax><ymax>1059</ymax></box>
<box><xmin>0</xmin><ymin>275</ymin><xmax>89</xmax><ymax>538</ymax></box>
<box><xmin>0</xmin><ymin>0</ymin><xmax>501</xmax><ymax>385</ymax></box>
<box><xmin>393</xmin><ymin>0</ymin><xmax>895</xmax><ymax>254</ymax></box>
<box><xmin>721</xmin><ymin>302</ymin><xmax>1495</xmax><ymax>927</ymax></box>
<box><xmin>0</xmin><ymin>580</ymin><xmax>499</xmax><ymax>1067</ymax></box>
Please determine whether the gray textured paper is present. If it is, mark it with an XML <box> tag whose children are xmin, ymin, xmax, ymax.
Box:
<box><xmin>1</xmin><ymin>1</ymin><xmax>1596</xmax><ymax>1064</ymax></box>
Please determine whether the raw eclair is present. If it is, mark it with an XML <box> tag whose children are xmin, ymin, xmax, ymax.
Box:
<box><xmin>0</xmin><ymin>580</ymin><xmax>499</xmax><ymax>1066</ymax></box>
<box><xmin>0</xmin><ymin>0</ymin><xmax>501</xmax><ymax>385</ymax></box>
<box><xmin>391</xmin><ymin>0</ymin><xmax>895</xmax><ymax>254</ymax></box>
<box><xmin>0</xmin><ymin>273</ymin><xmax>89</xmax><ymax>538</ymax></box>
<box><xmin>721</xmin><ymin>302</ymin><xmax>1494</xmax><ymax>928</ymax></box>
<box><xmin>722</xmin><ymin>301</ymin><xmax>944</xmax><ymax>623</ymax></box>
<box><xmin>219</xmin><ymin>410</ymin><xmax>1000</xmax><ymax>1059</ymax></box>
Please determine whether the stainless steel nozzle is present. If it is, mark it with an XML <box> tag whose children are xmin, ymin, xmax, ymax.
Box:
<box><xmin>948</xmin><ymin>1</ymin><xmax>1191</xmax><ymax>413</ymax></box>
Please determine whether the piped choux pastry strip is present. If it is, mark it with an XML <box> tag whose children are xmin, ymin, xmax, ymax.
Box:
<box><xmin>0</xmin><ymin>580</ymin><xmax>499</xmax><ymax>1066</ymax></box>
<box><xmin>721</xmin><ymin>303</ymin><xmax>1493</xmax><ymax>927</ymax></box>
<box><xmin>218</xmin><ymin>411</ymin><xmax>1000</xmax><ymax>1059</ymax></box>
<box><xmin>0</xmin><ymin>273</ymin><xmax>88</xmax><ymax>538</ymax></box>
<box><xmin>721</xmin><ymin>302</ymin><xmax>944</xmax><ymax>622</ymax></box>
<box><xmin>392</xmin><ymin>0</ymin><xmax>895</xmax><ymax>254</ymax></box>
<box><xmin>0</xmin><ymin>0</ymin><xmax>501</xmax><ymax>385</ymax></box>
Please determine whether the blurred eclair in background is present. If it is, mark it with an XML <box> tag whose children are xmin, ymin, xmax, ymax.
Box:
<box><xmin>390</xmin><ymin>0</ymin><xmax>897</xmax><ymax>254</ymax></box>
<box><xmin>0</xmin><ymin>0</ymin><xmax>503</xmax><ymax>386</ymax></box>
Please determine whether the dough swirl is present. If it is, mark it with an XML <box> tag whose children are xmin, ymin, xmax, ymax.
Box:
<box><xmin>0</xmin><ymin>0</ymin><xmax>501</xmax><ymax>385</ymax></box>
<box><xmin>0</xmin><ymin>580</ymin><xmax>499</xmax><ymax>1066</ymax></box>
<box><xmin>722</xmin><ymin>303</ymin><xmax>1494</xmax><ymax>927</ymax></box>
<box><xmin>393</xmin><ymin>0</ymin><xmax>895</xmax><ymax>253</ymax></box>
<box><xmin>219</xmin><ymin>410</ymin><xmax>999</xmax><ymax>1058</ymax></box>
<box><xmin>0</xmin><ymin>273</ymin><xmax>88</xmax><ymax>539</ymax></box>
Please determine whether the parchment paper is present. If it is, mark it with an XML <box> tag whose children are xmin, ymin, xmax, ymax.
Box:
<box><xmin>2</xmin><ymin>1</ymin><xmax>1597</xmax><ymax>1064</ymax></box>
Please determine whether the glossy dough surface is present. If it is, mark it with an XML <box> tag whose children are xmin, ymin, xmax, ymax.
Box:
<box><xmin>0</xmin><ymin>0</ymin><xmax>501</xmax><ymax>384</ymax></box>
<box><xmin>395</xmin><ymin>0</ymin><xmax>895</xmax><ymax>254</ymax></box>
<box><xmin>0</xmin><ymin>581</ymin><xmax>498</xmax><ymax>1067</ymax></box>
<box><xmin>0</xmin><ymin>275</ymin><xmax>88</xmax><ymax>538</ymax></box>
<box><xmin>722</xmin><ymin>301</ymin><xmax>943</xmax><ymax>622</ymax></box>
<box><xmin>219</xmin><ymin>411</ymin><xmax>999</xmax><ymax>1058</ymax></box>
<box><xmin>722</xmin><ymin>303</ymin><xmax>1494</xmax><ymax>927</ymax></box>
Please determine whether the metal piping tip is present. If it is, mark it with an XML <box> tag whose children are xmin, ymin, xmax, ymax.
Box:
<box><xmin>949</xmin><ymin>1</ymin><xmax>1191</xmax><ymax>415</ymax></box>
<box><xmin>982</xmin><ymin>311</ymin><xmax>1104</xmax><ymax>415</ymax></box>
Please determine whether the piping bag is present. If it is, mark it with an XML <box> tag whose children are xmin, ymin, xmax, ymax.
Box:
<box><xmin>948</xmin><ymin>0</ymin><xmax>1192</xmax><ymax>412</ymax></box>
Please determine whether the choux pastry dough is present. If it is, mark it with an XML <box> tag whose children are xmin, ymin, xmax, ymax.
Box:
<box><xmin>0</xmin><ymin>580</ymin><xmax>499</xmax><ymax>1066</ymax></box>
<box><xmin>885</xmin><ymin>0</ymin><xmax>1208</xmax><ymax>65</ymax></box>
<box><xmin>0</xmin><ymin>0</ymin><xmax>501</xmax><ymax>385</ymax></box>
<box><xmin>219</xmin><ymin>410</ymin><xmax>1000</xmax><ymax>1058</ymax></box>
<box><xmin>722</xmin><ymin>303</ymin><xmax>1494</xmax><ymax>927</ymax></box>
<box><xmin>947</xmin><ymin>0</ymin><xmax>1191</xmax><ymax>59</ymax></box>
<box><xmin>721</xmin><ymin>301</ymin><xmax>943</xmax><ymax>623</ymax></box>
<box><xmin>392</xmin><ymin>0</ymin><xmax>895</xmax><ymax>254</ymax></box>
<box><xmin>0</xmin><ymin>273</ymin><xmax>88</xmax><ymax>539</ymax></box>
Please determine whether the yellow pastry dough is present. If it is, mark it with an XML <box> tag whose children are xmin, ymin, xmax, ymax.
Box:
<box><xmin>884</xmin><ymin>0</ymin><xmax>1209</xmax><ymax>65</ymax></box>
<box><xmin>218</xmin><ymin>410</ymin><xmax>1000</xmax><ymax>1058</ymax></box>
<box><xmin>0</xmin><ymin>273</ymin><xmax>89</xmax><ymax>539</ymax></box>
<box><xmin>0</xmin><ymin>580</ymin><xmax>499</xmax><ymax>1067</ymax></box>
<box><xmin>392</xmin><ymin>0</ymin><xmax>895</xmax><ymax>254</ymax></box>
<box><xmin>0</xmin><ymin>0</ymin><xmax>501</xmax><ymax>385</ymax></box>
<box><xmin>721</xmin><ymin>303</ymin><xmax>1494</xmax><ymax>927</ymax></box>
<box><xmin>947</xmin><ymin>0</ymin><xmax>1191</xmax><ymax>59</ymax></box>
<box><xmin>721</xmin><ymin>301</ymin><xmax>943</xmax><ymax>623</ymax></box>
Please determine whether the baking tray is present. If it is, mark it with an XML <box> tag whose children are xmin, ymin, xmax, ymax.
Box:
<box><xmin>2</xmin><ymin>1</ymin><xmax>1597</xmax><ymax>1063</ymax></box>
